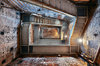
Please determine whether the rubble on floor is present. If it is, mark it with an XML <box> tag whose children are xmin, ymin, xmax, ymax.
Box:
<box><xmin>7</xmin><ymin>57</ymin><xmax>87</xmax><ymax>66</ymax></box>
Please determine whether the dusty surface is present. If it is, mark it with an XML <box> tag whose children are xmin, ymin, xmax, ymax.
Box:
<box><xmin>33</xmin><ymin>39</ymin><xmax>68</xmax><ymax>45</ymax></box>
<box><xmin>7</xmin><ymin>57</ymin><xmax>87</xmax><ymax>66</ymax></box>
<box><xmin>36</xmin><ymin>39</ymin><xmax>62</xmax><ymax>45</ymax></box>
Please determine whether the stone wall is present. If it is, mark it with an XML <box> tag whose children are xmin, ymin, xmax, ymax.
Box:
<box><xmin>82</xmin><ymin>5</ymin><xmax>100</xmax><ymax>62</ymax></box>
<box><xmin>0</xmin><ymin>7</ymin><xmax>20</xmax><ymax>65</ymax></box>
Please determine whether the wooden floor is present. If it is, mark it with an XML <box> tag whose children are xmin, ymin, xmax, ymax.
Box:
<box><xmin>7</xmin><ymin>57</ymin><xmax>87</xmax><ymax>66</ymax></box>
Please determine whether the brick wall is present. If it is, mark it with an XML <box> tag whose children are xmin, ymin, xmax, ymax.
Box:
<box><xmin>0</xmin><ymin>7</ymin><xmax>20</xmax><ymax>65</ymax></box>
<box><xmin>82</xmin><ymin>5</ymin><xmax>100</xmax><ymax>63</ymax></box>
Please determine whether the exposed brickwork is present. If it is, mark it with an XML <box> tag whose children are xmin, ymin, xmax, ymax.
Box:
<box><xmin>82</xmin><ymin>5</ymin><xmax>100</xmax><ymax>62</ymax></box>
<box><xmin>0</xmin><ymin>7</ymin><xmax>20</xmax><ymax>65</ymax></box>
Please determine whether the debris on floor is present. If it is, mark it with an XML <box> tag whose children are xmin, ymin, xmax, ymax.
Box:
<box><xmin>7</xmin><ymin>57</ymin><xmax>87</xmax><ymax>66</ymax></box>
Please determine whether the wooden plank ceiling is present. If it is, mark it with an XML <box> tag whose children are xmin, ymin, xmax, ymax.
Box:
<box><xmin>21</xmin><ymin>0</ymin><xmax>77</xmax><ymax>16</ymax></box>
<box><xmin>1</xmin><ymin>0</ymin><xmax>76</xmax><ymax>17</ymax></box>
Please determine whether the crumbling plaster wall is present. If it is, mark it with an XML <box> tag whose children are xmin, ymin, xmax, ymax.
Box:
<box><xmin>0</xmin><ymin>7</ymin><xmax>20</xmax><ymax>65</ymax></box>
<box><xmin>82</xmin><ymin>5</ymin><xmax>100</xmax><ymax>62</ymax></box>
